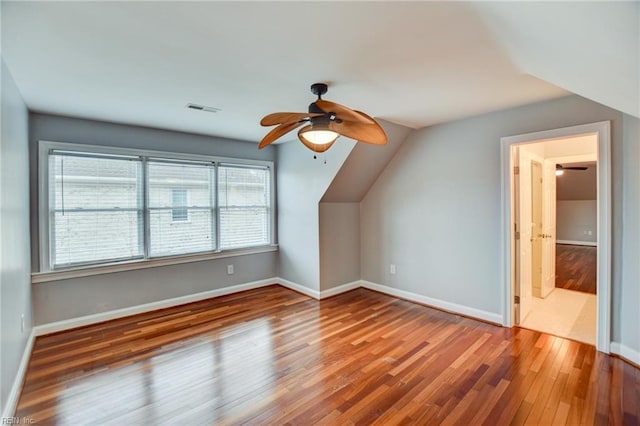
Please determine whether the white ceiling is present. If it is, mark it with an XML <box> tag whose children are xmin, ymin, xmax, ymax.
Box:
<box><xmin>2</xmin><ymin>2</ymin><xmax>571</xmax><ymax>143</ymax></box>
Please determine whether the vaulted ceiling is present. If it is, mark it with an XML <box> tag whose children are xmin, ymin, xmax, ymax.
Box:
<box><xmin>2</xmin><ymin>2</ymin><xmax>637</xmax><ymax>143</ymax></box>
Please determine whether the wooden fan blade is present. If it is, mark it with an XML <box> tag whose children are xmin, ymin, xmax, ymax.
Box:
<box><xmin>565</xmin><ymin>167</ymin><xmax>588</xmax><ymax>170</ymax></box>
<box><xmin>329</xmin><ymin>119</ymin><xmax>387</xmax><ymax>145</ymax></box>
<box><xmin>314</xmin><ymin>100</ymin><xmax>373</xmax><ymax>124</ymax></box>
<box><xmin>296</xmin><ymin>125</ymin><xmax>336</xmax><ymax>153</ymax></box>
<box><xmin>258</xmin><ymin>121</ymin><xmax>305</xmax><ymax>149</ymax></box>
<box><xmin>260</xmin><ymin>112</ymin><xmax>322</xmax><ymax>127</ymax></box>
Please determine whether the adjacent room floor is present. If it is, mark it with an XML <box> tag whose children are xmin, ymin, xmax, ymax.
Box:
<box><xmin>555</xmin><ymin>244</ymin><xmax>597</xmax><ymax>294</ymax></box>
<box><xmin>520</xmin><ymin>288</ymin><xmax>596</xmax><ymax>345</ymax></box>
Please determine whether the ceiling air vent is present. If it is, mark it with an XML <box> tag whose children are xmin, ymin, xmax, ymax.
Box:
<box><xmin>186</xmin><ymin>103</ymin><xmax>221</xmax><ymax>113</ymax></box>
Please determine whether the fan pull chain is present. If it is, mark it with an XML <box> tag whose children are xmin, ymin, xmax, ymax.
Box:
<box><xmin>311</xmin><ymin>153</ymin><xmax>327</xmax><ymax>164</ymax></box>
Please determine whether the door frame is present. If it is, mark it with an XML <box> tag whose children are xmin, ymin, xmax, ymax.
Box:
<box><xmin>500</xmin><ymin>121</ymin><xmax>611</xmax><ymax>353</ymax></box>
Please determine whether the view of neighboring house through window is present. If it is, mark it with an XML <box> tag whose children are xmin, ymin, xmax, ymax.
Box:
<box><xmin>171</xmin><ymin>189</ymin><xmax>189</xmax><ymax>222</ymax></box>
<box><xmin>42</xmin><ymin>143</ymin><xmax>273</xmax><ymax>271</ymax></box>
<box><xmin>148</xmin><ymin>160</ymin><xmax>215</xmax><ymax>257</ymax></box>
<box><xmin>49</xmin><ymin>152</ymin><xmax>144</xmax><ymax>268</ymax></box>
<box><xmin>219</xmin><ymin>165</ymin><xmax>271</xmax><ymax>249</ymax></box>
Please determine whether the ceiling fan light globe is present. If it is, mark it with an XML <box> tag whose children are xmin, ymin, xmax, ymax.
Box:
<box><xmin>299</xmin><ymin>129</ymin><xmax>339</xmax><ymax>145</ymax></box>
<box><xmin>555</xmin><ymin>169</ymin><xmax>564</xmax><ymax>176</ymax></box>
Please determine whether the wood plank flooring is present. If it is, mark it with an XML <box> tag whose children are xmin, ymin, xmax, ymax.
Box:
<box><xmin>556</xmin><ymin>244</ymin><xmax>597</xmax><ymax>294</ymax></box>
<box><xmin>15</xmin><ymin>285</ymin><xmax>638</xmax><ymax>425</ymax></box>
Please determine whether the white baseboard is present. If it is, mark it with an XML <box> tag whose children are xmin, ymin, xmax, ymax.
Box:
<box><xmin>34</xmin><ymin>278</ymin><xmax>278</xmax><ymax>336</ymax></box>
<box><xmin>31</xmin><ymin>277</ymin><xmax>505</xmax><ymax>337</ymax></box>
<box><xmin>360</xmin><ymin>280</ymin><xmax>503</xmax><ymax>325</ymax></box>
<box><xmin>611</xmin><ymin>342</ymin><xmax>640</xmax><ymax>367</ymax></box>
<box><xmin>1</xmin><ymin>329</ymin><xmax>36</xmax><ymax>419</ymax></box>
<box><xmin>276</xmin><ymin>277</ymin><xmax>320</xmax><ymax>299</ymax></box>
<box><xmin>276</xmin><ymin>278</ymin><xmax>361</xmax><ymax>300</ymax></box>
<box><xmin>557</xmin><ymin>240</ymin><xmax>597</xmax><ymax>247</ymax></box>
<box><xmin>320</xmin><ymin>280</ymin><xmax>361</xmax><ymax>299</ymax></box>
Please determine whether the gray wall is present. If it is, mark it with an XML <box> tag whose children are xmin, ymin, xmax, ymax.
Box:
<box><xmin>33</xmin><ymin>251</ymin><xmax>277</xmax><ymax>324</ymax></box>
<box><xmin>556</xmin><ymin>163</ymin><xmax>597</xmax><ymax>200</ymax></box>
<box><xmin>319</xmin><ymin>203</ymin><xmax>360</xmax><ymax>291</ymax></box>
<box><xmin>318</xmin><ymin>120</ymin><xmax>412</xmax><ymax>292</ymax></box>
<box><xmin>620</xmin><ymin>114</ymin><xmax>640</xmax><ymax>354</ymax></box>
<box><xmin>556</xmin><ymin>200</ymin><xmax>597</xmax><ymax>243</ymax></box>
<box><xmin>276</xmin><ymin>138</ymin><xmax>355</xmax><ymax>291</ymax></box>
<box><xmin>29</xmin><ymin>113</ymin><xmax>278</xmax><ymax>325</ymax></box>
<box><xmin>1</xmin><ymin>60</ymin><xmax>32</xmax><ymax>413</ymax></box>
<box><xmin>360</xmin><ymin>95</ymin><xmax>631</xmax><ymax>338</ymax></box>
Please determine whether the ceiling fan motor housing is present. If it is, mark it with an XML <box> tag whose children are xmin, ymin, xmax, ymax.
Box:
<box><xmin>310</xmin><ymin>83</ymin><xmax>328</xmax><ymax>97</ymax></box>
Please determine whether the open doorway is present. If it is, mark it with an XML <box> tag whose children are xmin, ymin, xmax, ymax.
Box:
<box><xmin>514</xmin><ymin>137</ymin><xmax>597</xmax><ymax>345</ymax></box>
<box><xmin>501</xmin><ymin>121</ymin><xmax>611</xmax><ymax>353</ymax></box>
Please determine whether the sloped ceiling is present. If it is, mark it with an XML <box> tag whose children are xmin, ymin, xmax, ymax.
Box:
<box><xmin>2</xmin><ymin>1</ymin><xmax>568</xmax><ymax>144</ymax></box>
<box><xmin>473</xmin><ymin>1</ymin><xmax>639</xmax><ymax>118</ymax></box>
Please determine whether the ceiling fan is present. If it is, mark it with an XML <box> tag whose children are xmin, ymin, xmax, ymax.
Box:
<box><xmin>258</xmin><ymin>83</ymin><xmax>387</xmax><ymax>155</ymax></box>
<box><xmin>556</xmin><ymin>164</ymin><xmax>588</xmax><ymax>176</ymax></box>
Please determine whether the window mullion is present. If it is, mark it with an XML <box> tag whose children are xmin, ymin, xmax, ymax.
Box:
<box><xmin>214</xmin><ymin>163</ymin><xmax>221</xmax><ymax>252</ymax></box>
<box><xmin>142</xmin><ymin>157</ymin><xmax>150</xmax><ymax>260</ymax></box>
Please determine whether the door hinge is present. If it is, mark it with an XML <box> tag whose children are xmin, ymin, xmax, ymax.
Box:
<box><xmin>515</xmin><ymin>231</ymin><xmax>520</xmax><ymax>240</ymax></box>
<box><xmin>514</xmin><ymin>166</ymin><xmax>520</xmax><ymax>175</ymax></box>
<box><xmin>514</xmin><ymin>295</ymin><xmax>520</xmax><ymax>304</ymax></box>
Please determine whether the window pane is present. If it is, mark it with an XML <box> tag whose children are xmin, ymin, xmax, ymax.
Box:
<box><xmin>219</xmin><ymin>166</ymin><xmax>270</xmax><ymax>249</ymax></box>
<box><xmin>54</xmin><ymin>211</ymin><xmax>142</xmax><ymax>265</ymax></box>
<box><xmin>50</xmin><ymin>154</ymin><xmax>143</xmax><ymax>267</ymax></box>
<box><xmin>148</xmin><ymin>161</ymin><xmax>215</xmax><ymax>256</ymax></box>
<box><xmin>171</xmin><ymin>189</ymin><xmax>188</xmax><ymax>222</ymax></box>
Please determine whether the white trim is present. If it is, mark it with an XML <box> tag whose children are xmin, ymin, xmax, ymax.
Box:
<box><xmin>500</xmin><ymin>121</ymin><xmax>611</xmax><ymax>353</ymax></box>
<box><xmin>319</xmin><ymin>280</ymin><xmax>361</xmax><ymax>299</ymax></box>
<box><xmin>33</xmin><ymin>278</ymin><xmax>277</xmax><ymax>336</ymax></box>
<box><xmin>31</xmin><ymin>246</ymin><xmax>278</xmax><ymax>283</ymax></box>
<box><xmin>556</xmin><ymin>240</ymin><xmax>597</xmax><ymax>247</ymax></box>
<box><xmin>276</xmin><ymin>277</ymin><xmax>320</xmax><ymax>299</ymax></box>
<box><xmin>611</xmin><ymin>342</ymin><xmax>640</xmax><ymax>367</ymax></box>
<box><xmin>360</xmin><ymin>280</ymin><xmax>503</xmax><ymax>325</ymax></box>
<box><xmin>1</xmin><ymin>330</ymin><xmax>36</xmax><ymax>419</ymax></box>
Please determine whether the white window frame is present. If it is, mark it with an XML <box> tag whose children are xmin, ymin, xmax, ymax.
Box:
<box><xmin>38</xmin><ymin>140</ymin><xmax>276</xmax><ymax>274</ymax></box>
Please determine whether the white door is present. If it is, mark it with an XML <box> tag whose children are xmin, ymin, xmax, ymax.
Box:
<box><xmin>541</xmin><ymin>160</ymin><xmax>557</xmax><ymax>297</ymax></box>
<box><xmin>531</xmin><ymin>161</ymin><xmax>543</xmax><ymax>298</ymax></box>
<box><xmin>517</xmin><ymin>151</ymin><xmax>533</xmax><ymax>323</ymax></box>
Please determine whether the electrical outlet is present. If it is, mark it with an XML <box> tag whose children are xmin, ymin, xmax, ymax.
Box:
<box><xmin>21</xmin><ymin>314</ymin><xmax>25</xmax><ymax>333</ymax></box>
<box><xmin>390</xmin><ymin>264</ymin><xmax>396</xmax><ymax>275</ymax></box>
<box><xmin>588</xmin><ymin>230</ymin><xmax>593</xmax><ymax>236</ymax></box>
<box><xmin>227</xmin><ymin>264</ymin><xmax>234</xmax><ymax>275</ymax></box>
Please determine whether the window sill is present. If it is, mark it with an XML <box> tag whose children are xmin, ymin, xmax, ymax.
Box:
<box><xmin>32</xmin><ymin>245</ymin><xmax>279</xmax><ymax>284</ymax></box>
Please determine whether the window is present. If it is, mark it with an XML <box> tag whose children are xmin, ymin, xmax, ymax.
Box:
<box><xmin>40</xmin><ymin>142</ymin><xmax>274</xmax><ymax>271</ymax></box>
<box><xmin>219</xmin><ymin>165</ymin><xmax>271</xmax><ymax>249</ymax></box>
<box><xmin>48</xmin><ymin>151</ymin><xmax>144</xmax><ymax>268</ymax></box>
<box><xmin>147</xmin><ymin>160</ymin><xmax>215</xmax><ymax>257</ymax></box>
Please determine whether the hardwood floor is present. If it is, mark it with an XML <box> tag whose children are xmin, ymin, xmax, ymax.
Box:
<box><xmin>15</xmin><ymin>286</ymin><xmax>638</xmax><ymax>425</ymax></box>
<box><xmin>556</xmin><ymin>244</ymin><xmax>597</xmax><ymax>294</ymax></box>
